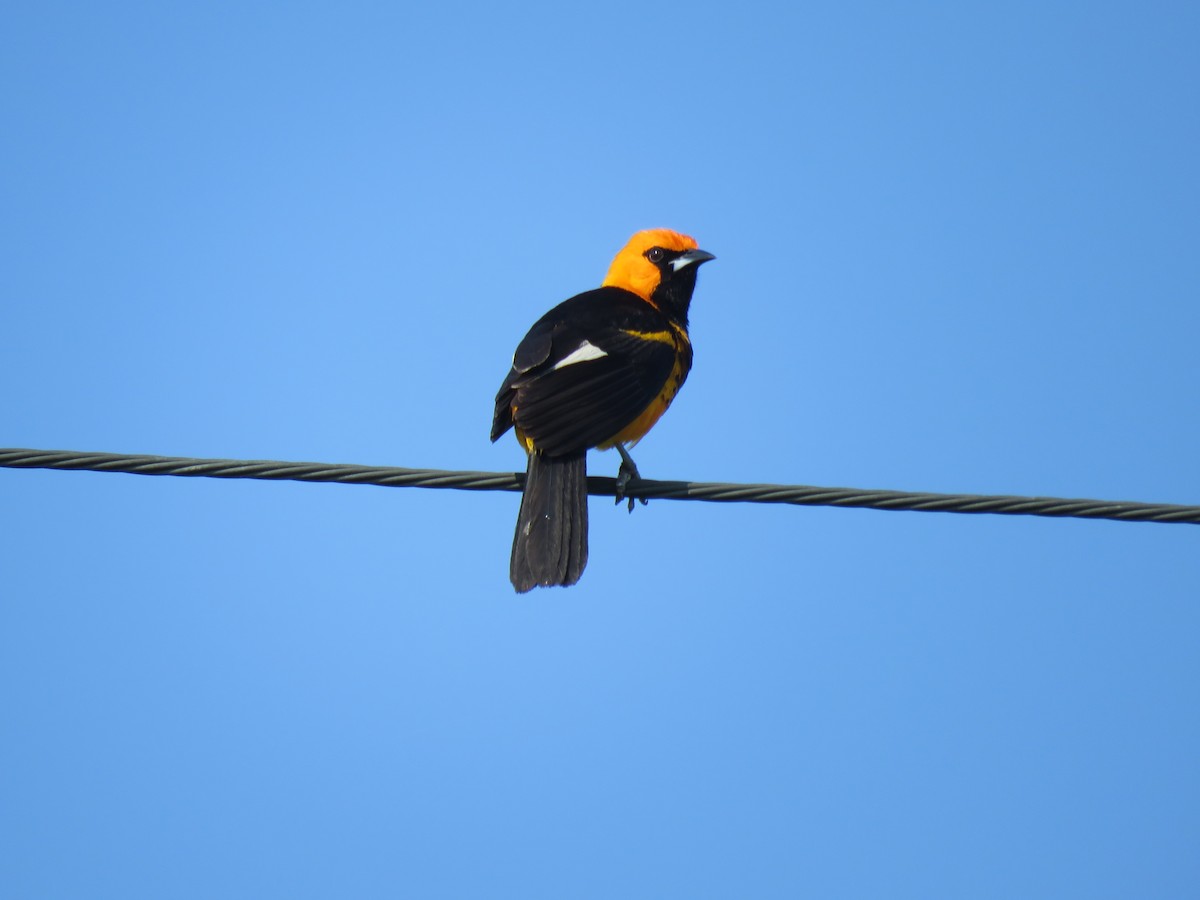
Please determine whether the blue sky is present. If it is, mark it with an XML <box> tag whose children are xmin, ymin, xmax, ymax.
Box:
<box><xmin>2</xmin><ymin>2</ymin><xmax>1198</xmax><ymax>897</ymax></box>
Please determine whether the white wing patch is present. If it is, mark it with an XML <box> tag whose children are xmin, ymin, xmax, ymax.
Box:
<box><xmin>552</xmin><ymin>339</ymin><xmax>609</xmax><ymax>370</ymax></box>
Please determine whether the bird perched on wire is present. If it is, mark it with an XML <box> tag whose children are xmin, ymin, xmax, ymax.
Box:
<box><xmin>491</xmin><ymin>229</ymin><xmax>715</xmax><ymax>592</ymax></box>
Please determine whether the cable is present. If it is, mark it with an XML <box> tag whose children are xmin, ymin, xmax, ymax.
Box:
<box><xmin>3</xmin><ymin>447</ymin><xmax>1197</xmax><ymax>526</ymax></box>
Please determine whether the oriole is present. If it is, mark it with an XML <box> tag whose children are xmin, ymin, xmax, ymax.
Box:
<box><xmin>491</xmin><ymin>229</ymin><xmax>714</xmax><ymax>592</ymax></box>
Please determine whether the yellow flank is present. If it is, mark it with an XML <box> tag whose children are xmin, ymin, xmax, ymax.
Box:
<box><xmin>599</xmin><ymin>324</ymin><xmax>691</xmax><ymax>449</ymax></box>
<box><xmin>514</xmin><ymin>420</ymin><xmax>536</xmax><ymax>452</ymax></box>
<box><xmin>599</xmin><ymin>352</ymin><xmax>688</xmax><ymax>449</ymax></box>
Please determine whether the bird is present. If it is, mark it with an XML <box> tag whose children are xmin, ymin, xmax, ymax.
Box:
<box><xmin>491</xmin><ymin>229</ymin><xmax>715</xmax><ymax>592</ymax></box>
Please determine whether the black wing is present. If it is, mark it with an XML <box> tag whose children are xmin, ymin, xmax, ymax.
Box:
<box><xmin>491</xmin><ymin>287</ymin><xmax>680</xmax><ymax>456</ymax></box>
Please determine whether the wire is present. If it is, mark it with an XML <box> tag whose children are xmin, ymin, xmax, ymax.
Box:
<box><xmin>3</xmin><ymin>447</ymin><xmax>1197</xmax><ymax>526</ymax></box>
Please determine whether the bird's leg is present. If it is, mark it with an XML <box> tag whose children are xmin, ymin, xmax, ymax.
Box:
<box><xmin>614</xmin><ymin>443</ymin><xmax>648</xmax><ymax>513</ymax></box>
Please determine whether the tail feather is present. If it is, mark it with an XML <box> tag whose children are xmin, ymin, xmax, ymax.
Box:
<box><xmin>510</xmin><ymin>450</ymin><xmax>588</xmax><ymax>593</ymax></box>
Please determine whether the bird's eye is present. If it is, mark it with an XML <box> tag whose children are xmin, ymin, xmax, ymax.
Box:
<box><xmin>646</xmin><ymin>247</ymin><xmax>666</xmax><ymax>263</ymax></box>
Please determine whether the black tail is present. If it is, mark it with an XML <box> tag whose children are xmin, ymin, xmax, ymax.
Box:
<box><xmin>510</xmin><ymin>450</ymin><xmax>588</xmax><ymax>593</ymax></box>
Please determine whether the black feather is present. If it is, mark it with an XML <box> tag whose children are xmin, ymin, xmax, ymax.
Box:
<box><xmin>490</xmin><ymin>287</ymin><xmax>687</xmax><ymax>455</ymax></box>
<box><xmin>510</xmin><ymin>451</ymin><xmax>588</xmax><ymax>593</ymax></box>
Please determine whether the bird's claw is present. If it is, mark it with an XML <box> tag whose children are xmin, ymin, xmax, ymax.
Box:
<box><xmin>614</xmin><ymin>445</ymin><xmax>648</xmax><ymax>513</ymax></box>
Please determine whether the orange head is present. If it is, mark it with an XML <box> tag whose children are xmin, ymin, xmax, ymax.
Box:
<box><xmin>602</xmin><ymin>229</ymin><xmax>715</xmax><ymax>313</ymax></box>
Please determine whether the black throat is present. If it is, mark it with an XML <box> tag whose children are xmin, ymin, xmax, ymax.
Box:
<box><xmin>650</xmin><ymin>266</ymin><xmax>699</xmax><ymax>328</ymax></box>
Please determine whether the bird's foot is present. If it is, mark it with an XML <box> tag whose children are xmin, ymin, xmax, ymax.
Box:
<box><xmin>614</xmin><ymin>443</ymin><xmax>648</xmax><ymax>513</ymax></box>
